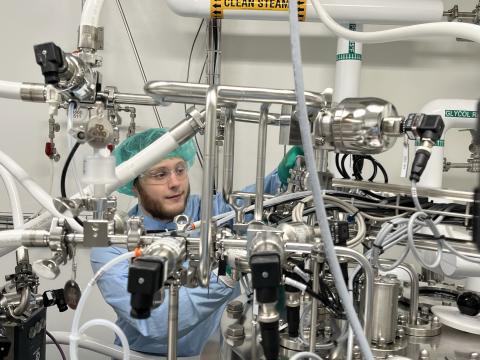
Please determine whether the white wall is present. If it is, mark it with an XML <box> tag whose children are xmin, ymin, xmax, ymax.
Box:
<box><xmin>0</xmin><ymin>0</ymin><xmax>479</xmax><ymax>359</ymax></box>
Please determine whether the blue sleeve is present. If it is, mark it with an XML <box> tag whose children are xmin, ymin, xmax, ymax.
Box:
<box><xmin>90</xmin><ymin>247</ymin><xmax>234</xmax><ymax>342</ymax></box>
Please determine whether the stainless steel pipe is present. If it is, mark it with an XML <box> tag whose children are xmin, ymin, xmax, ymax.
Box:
<box><xmin>336</xmin><ymin>246</ymin><xmax>373</xmax><ymax>343</ymax></box>
<box><xmin>198</xmin><ymin>85</ymin><xmax>217</xmax><ymax>287</ymax></box>
<box><xmin>145</xmin><ymin>81</ymin><xmax>326</xmax><ymax>107</ymax></box>
<box><xmin>254</xmin><ymin>104</ymin><xmax>270</xmax><ymax>221</ymax></box>
<box><xmin>167</xmin><ymin>283</ymin><xmax>179</xmax><ymax>360</ymax></box>
<box><xmin>222</xmin><ymin>107</ymin><xmax>235</xmax><ymax>201</ymax></box>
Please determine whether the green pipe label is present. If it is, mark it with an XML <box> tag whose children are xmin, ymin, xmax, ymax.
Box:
<box><xmin>415</xmin><ymin>139</ymin><xmax>445</xmax><ymax>147</ymax></box>
<box><xmin>336</xmin><ymin>24</ymin><xmax>362</xmax><ymax>61</ymax></box>
<box><xmin>444</xmin><ymin>109</ymin><xmax>477</xmax><ymax>118</ymax></box>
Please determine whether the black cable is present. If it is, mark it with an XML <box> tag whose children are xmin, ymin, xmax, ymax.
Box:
<box><xmin>46</xmin><ymin>330</ymin><xmax>67</xmax><ymax>360</ymax></box>
<box><xmin>60</xmin><ymin>143</ymin><xmax>83</xmax><ymax>226</ymax></box>
<box><xmin>340</xmin><ymin>154</ymin><xmax>350</xmax><ymax>179</ymax></box>
<box><xmin>335</xmin><ymin>153</ymin><xmax>348</xmax><ymax>179</ymax></box>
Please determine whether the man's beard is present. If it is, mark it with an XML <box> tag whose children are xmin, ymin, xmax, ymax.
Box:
<box><xmin>136</xmin><ymin>184</ymin><xmax>190</xmax><ymax>221</ymax></box>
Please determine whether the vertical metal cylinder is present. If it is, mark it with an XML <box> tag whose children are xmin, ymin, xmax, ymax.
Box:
<box><xmin>371</xmin><ymin>275</ymin><xmax>400</xmax><ymax>344</ymax></box>
<box><xmin>199</xmin><ymin>86</ymin><xmax>217</xmax><ymax>286</ymax></box>
<box><xmin>15</xmin><ymin>246</ymin><xmax>29</xmax><ymax>264</ymax></box>
<box><xmin>222</xmin><ymin>107</ymin><xmax>235</xmax><ymax>201</ymax></box>
<box><xmin>309</xmin><ymin>259</ymin><xmax>320</xmax><ymax>352</ymax></box>
<box><xmin>206</xmin><ymin>19</ymin><xmax>222</xmax><ymax>85</ymax></box>
<box><xmin>167</xmin><ymin>284</ymin><xmax>179</xmax><ymax>360</ymax></box>
<box><xmin>254</xmin><ymin>104</ymin><xmax>270</xmax><ymax>221</ymax></box>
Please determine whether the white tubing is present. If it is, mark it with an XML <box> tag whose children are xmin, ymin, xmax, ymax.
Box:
<box><xmin>0</xmin><ymin>230</ymin><xmax>47</xmax><ymax>247</ymax></box>
<box><xmin>166</xmin><ymin>0</ymin><xmax>443</xmax><ymax>25</ymax></box>
<box><xmin>78</xmin><ymin>319</ymin><xmax>130</xmax><ymax>360</ymax></box>
<box><xmin>47</xmin><ymin>331</ymin><xmax>163</xmax><ymax>360</ymax></box>
<box><xmin>0</xmin><ymin>150</ymin><xmax>82</xmax><ymax>232</ymax></box>
<box><xmin>105</xmin><ymin>131</ymin><xmax>179</xmax><ymax>194</ymax></box>
<box><xmin>70</xmin><ymin>251</ymin><xmax>135</xmax><ymax>360</ymax></box>
<box><xmin>0</xmin><ymin>80</ymin><xmax>22</xmax><ymax>100</ymax></box>
<box><xmin>22</xmin><ymin>128</ymin><xmax>183</xmax><ymax>230</ymax></box>
<box><xmin>288</xmin><ymin>1</ymin><xmax>373</xmax><ymax>358</ymax></box>
<box><xmin>417</xmin><ymin>99</ymin><xmax>478</xmax><ymax>189</ymax></box>
<box><xmin>80</xmin><ymin>0</ymin><xmax>105</xmax><ymax>27</ymax></box>
<box><xmin>311</xmin><ymin>0</ymin><xmax>480</xmax><ymax>44</ymax></box>
<box><xmin>0</xmin><ymin>164</ymin><xmax>23</xmax><ymax>228</ymax></box>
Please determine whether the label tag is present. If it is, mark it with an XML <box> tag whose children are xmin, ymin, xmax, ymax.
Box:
<box><xmin>211</xmin><ymin>0</ymin><xmax>306</xmax><ymax>21</ymax></box>
<box><xmin>400</xmin><ymin>135</ymin><xmax>409</xmax><ymax>178</ymax></box>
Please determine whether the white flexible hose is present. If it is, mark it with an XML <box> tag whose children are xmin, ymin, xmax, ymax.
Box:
<box><xmin>80</xmin><ymin>0</ymin><xmax>105</xmax><ymax>27</ymax></box>
<box><xmin>0</xmin><ymin>150</ymin><xmax>82</xmax><ymax>232</ymax></box>
<box><xmin>0</xmin><ymin>80</ymin><xmax>22</xmax><ymax>100</ymax></box>
<box><xmin>0</xmin><ymin>164</ymin><xmax>23</xmax><ymax>228</ymax></box>
<box><xmin>70</xmin><ymin>251</ymin><xmax>135</xmax><ymax>360</ymax></box>
<box><xmin>78</xmin><ymin>319</ymin><xmax>130</xmax><ymax>360</ymax></box>
<box><xmin>288</xmin><ymin>2</ymin><xmax>373</xmax><ymax>358</ymax></box>
<box><xmin>311</xmin><ymin>0</ymin><xmax>480</xmax><ymax>44</ymax></box>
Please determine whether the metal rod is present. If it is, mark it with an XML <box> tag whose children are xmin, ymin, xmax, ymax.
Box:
<box><xmin>144</xmin><ymin>81</ymin><xmax>326</xmax><ymax>107</ymax></box>
<box><xmin>206</xmin><ymin>19</ymin><xmax>222</xmax><ymax>85</ymax></box>
<box><xmin>336</xmin><ymin>246</ymin><xmax>373</xmax><ymax>343</ymax></box>
<box><xmin>167</xmin><ymin>283</ymin><xmax>179</xmax><ymax>360</ymax></box>
<box><xmin>114</xmin><ymin>0</ymin><xmax>162</xmax><ymax>126</ymax></box>
<box><xmin>332</xmin><ymin>178</ymin><xmax>473</xmax><ymax>203</ymax></box>
<box><xmin>222</xmin><ymin>107</ymin><xmax>235</xmax><ymax>201</ymax></box>
<box><xmin>309</xmin><ymin>258</ymin><xmax>320</xmax><ymax>352</ymax></box>
<box><xmin>255</xmin><ymin>104</ymin><xmax>270</xmax><ymax>221</ymax></box>
<box><xmin>198</xmin><ymin>86</ymin><xmax>217</xmax><ymax>287</ymax></box>
<box><xmin>398</xmin><ymin>263</ymin><xmax>418</xmax><ymax>326</ymax></box>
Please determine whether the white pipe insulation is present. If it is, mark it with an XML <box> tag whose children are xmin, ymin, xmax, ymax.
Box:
<box><xmin>80</xmin><ymin>0</ymin><xmax>105</xmax><ymax>27</ymax></box>
<box><xmin>166</xmin><ymin>0</ymin><xmax>443</xmax><ymax>25</ymax></box>
<box><xmin>417</xmin><ymin>99</ymin><xmax>478</xmax><ymax>189</ymax></box>
<box><xmin>0</xmin><ymin>80</ymin><xmax>22</xmax><ymax>100</ymax></box>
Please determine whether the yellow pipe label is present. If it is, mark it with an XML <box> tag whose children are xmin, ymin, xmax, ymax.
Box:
<box><xmin>211</xmin><ymin>0</ymin><xmax>306</xmax><ymax>21</ymax></box>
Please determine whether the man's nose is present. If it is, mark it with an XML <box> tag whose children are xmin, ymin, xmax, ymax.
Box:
<box><xmin>167</xmin><ymin>172</ymin><xmax>181</xmax><ymax>188</ymax></box>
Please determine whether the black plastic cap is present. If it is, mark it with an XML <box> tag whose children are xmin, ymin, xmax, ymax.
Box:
<box><xmin>457</xmin><ymin>291</ymin><xmax>480</xmax><ymax>316</ymax></box>
<box><xmin>33</xmin><ymin>42</ymin><xmax>65</xmax><ymax>85</ymax></box>
<box><xmin>419</xmin><ymin>114</ymin><xmax>445</xmax><ymax>142</ymax></box>
<box><xmin>409</xmin><ymin>149</ymin><xmax>431</xmax><ymax>182</ymax></box>
<box><xmin>130</xmin><ymin>293</ymin><xmax>153</xmax><ymax>319</ymax></box>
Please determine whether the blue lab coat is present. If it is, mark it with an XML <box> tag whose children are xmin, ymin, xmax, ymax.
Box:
<box><xmin>90</xmin><ymin>170</ymin><xmax>281</xmax><ymax>356</ymax></box>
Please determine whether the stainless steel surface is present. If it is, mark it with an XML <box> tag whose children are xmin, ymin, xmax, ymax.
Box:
<box><xmin>20</xmin><ymin>83</ymin><xmax>46</xmax><ymax>102</ymax></box>
<box><xmin>332</xmin><ymin>178</ymin><xmax>474</xmax><ymax>203</ymax></box>
<box><xmin>199</xmin><ymin>85</ymin><xmax>217</xmax><ymax>287</ymax></box>
<box><xmin>277</xmin><ymin>223</ymin><xmax>316</xmax><ymax>244</ymax></box>
<box><xmin>15</xmin><ymin>246</ymin><xmax>29</xmax><ymax>264</ymax></box>
<box><xmin>371</xmin><ymin>274</ymin><xmax>400</xmax><ymax>344</ymax></box>
<box><xmin>336</xmin><ymin>247</ymin><xmax>373</xmax><ymax>343</ymax></box>
<box><xmin>398</xmin><ymin>263</ymin><xmax>419</xmax><ymax>327</ymax></box>
<box><xmin>167</xmin><ymin>283</ymin><xmax>179</xmax><ymax>360</ymax></box>
<box><xmin>255</xmin><ymin>104</ymin><xmax>270</xmax><ymax>221</ymax></box>
<box><xmin>115</xmin><ymin>0</ymin><xmax>162</xmax><ymax>126</ymax></box>
<box><xmin>315</xmin><ymin>97</ymin><xmax>402</xmax><ymax>154</ymax></box>
<box><xmin>60</xmin><ymin>54</ymin><xmax>96</xmax><ymax>101</ymax></box>
<box><xmin>78</xmin><ymin>24</ymin><xmax>104</xmax><ymax>50</ymax></box>
<box><xmin>234</xmin><ymin>109</ymin><xmax>279</xmax><ymax>125</ymax></box>
<box><xmin>143</xmin><ymin>238</ymin><xmax>186</xmax><ymax>277</ymax></box>
<box><xmin>144</xmin><ymin>81</ymin><xmax>326</xmax><ymax>107</ymax></box>
<box><xmin>206</xmin><ymin>19</ymin><xmax>221</xmax><ymax>85</ymax></box>
<box><xmin>222</xmin><ymin>107</ymin><xmax>235</xmax><ymax>201</ymax></box>
<box><xmin>12</xmin><ymin>287</ymin><xmax>30</xmax><ymax>316</ymax></box>
<box><xmin>258</xmin><ymin>302</ymin><xmax>279</xmax><ymax>323</ymax></box>
<box><xmin>107</xmin><ymin>91</ymin><xmax>158</xmax><ymax>106</ymax></box>
<box><xmin>309</xmin><ymin>257</ymin><xmax>320</xmax><ymax>352</ymax></box>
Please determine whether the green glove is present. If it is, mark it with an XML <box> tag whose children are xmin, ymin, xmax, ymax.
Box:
<box><xmin>277</xmin><ymin>146</ymin><xmax>304</xmax><ymax>185</ymax></box>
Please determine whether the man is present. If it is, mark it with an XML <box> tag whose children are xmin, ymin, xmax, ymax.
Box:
<box><xmin>90</xmin><ymin>128</ymin><xmax>303</xmax><ymax>356</ymax></box>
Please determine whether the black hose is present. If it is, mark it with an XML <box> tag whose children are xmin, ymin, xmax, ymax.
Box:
<box><xmin>60</xmin><ymin>142</ymin><xmax>83</xmax><ymax>226</ymax></box>
<box><xmin>46</xmin><ymin>330</ymin><xmax>67</xmax><ymax>360</ymax></box>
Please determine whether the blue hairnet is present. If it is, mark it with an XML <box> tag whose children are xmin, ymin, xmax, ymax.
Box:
<box><xmin>113</xmin><ymin>128</ymin><xmax>196</xmax><ymax>196</ymax></box>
